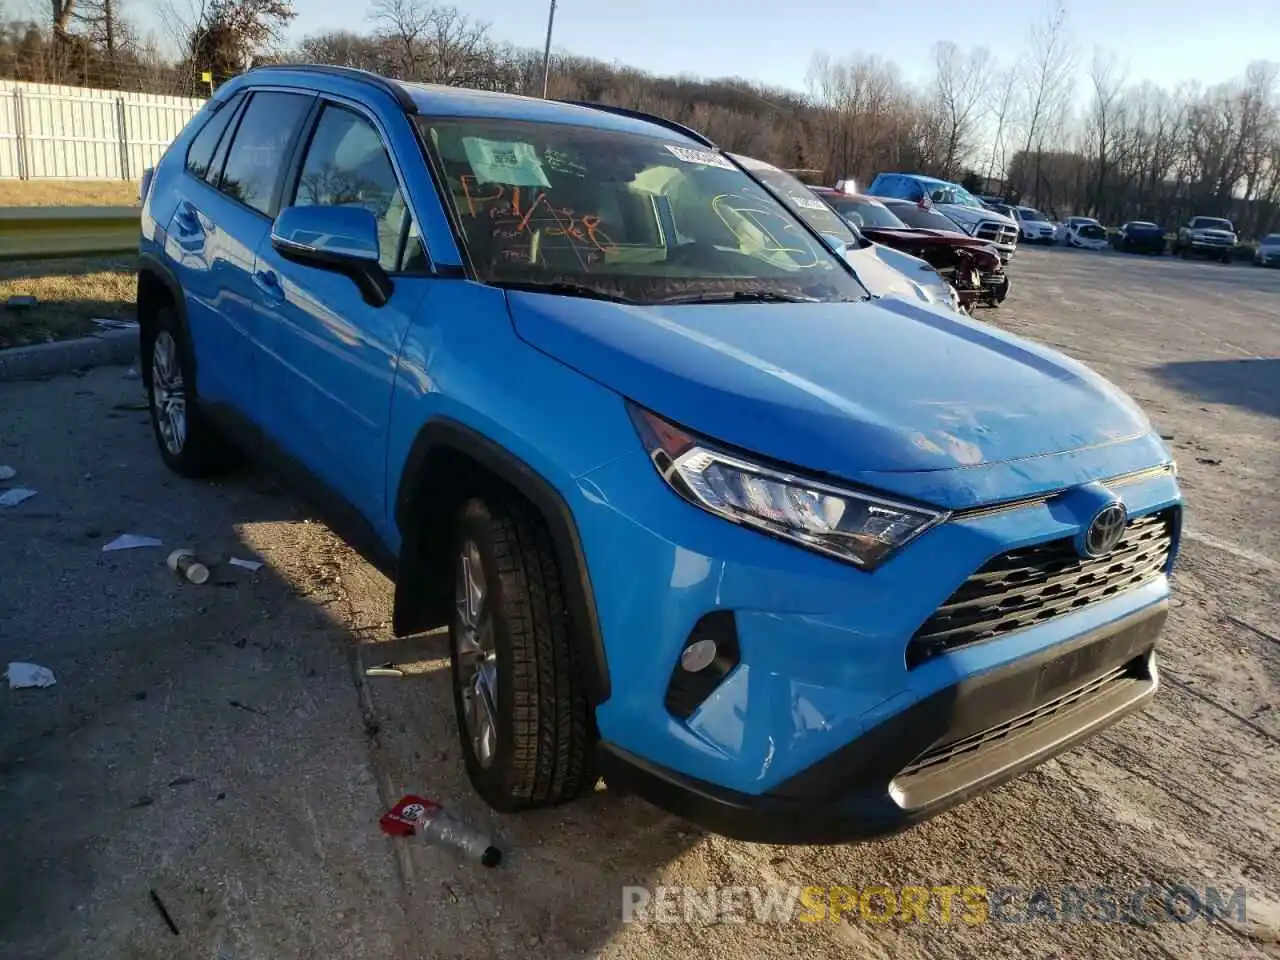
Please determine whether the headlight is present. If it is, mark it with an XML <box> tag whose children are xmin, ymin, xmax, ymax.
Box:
<box><xmin>918</xmin><ymin>264</ymin><xmax>961</xmax><ymax>312</ymax></box>
<box><xmin>628</xmin><ymin>405</ymin><xmax>947</xmax><ymax>570</ymax></box>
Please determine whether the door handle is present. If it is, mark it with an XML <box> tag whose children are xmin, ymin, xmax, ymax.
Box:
<box><xmin>172</xmin><ymin>203</ymin><xmax>200</xmax><ymax>235</ymax></box>
<box><xmin>253</xmin><ymin>269</ymin><xmax>285</xmax><ymax>303</ymax></box>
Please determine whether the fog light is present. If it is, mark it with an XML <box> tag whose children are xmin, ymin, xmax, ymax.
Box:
<box><xmin>680</xmin><ymin>638</ymin><xmax>718</xmax><ymax>673</ymax></box>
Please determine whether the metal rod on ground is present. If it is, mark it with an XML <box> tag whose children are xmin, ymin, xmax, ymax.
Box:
<box><xmin>540</xmin><ymin>0</ymin><xmax>557</xmax><ymax>99</ymax></box>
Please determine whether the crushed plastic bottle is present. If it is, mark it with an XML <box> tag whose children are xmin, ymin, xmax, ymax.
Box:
<box><xmin>167</xmin><ymin>549</ymin><xmax>210</xmax><ymax>585</ymax></box>
<box><xmin>379</xmin><ymin>795</ymin><xmax>502</xmax><ymax>868</ymax></box>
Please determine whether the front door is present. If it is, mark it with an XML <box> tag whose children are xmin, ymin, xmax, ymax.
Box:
<box><xmin>252</xmin><ymin>101</ymin><xmax>432</xmax><ymax>534</ymax></box>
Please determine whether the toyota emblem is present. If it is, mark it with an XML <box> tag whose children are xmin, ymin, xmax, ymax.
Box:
<box><xmin>1082</xmin><ymin>502</ymin><xmax>1128</xmax><ymax>558</ymax></box>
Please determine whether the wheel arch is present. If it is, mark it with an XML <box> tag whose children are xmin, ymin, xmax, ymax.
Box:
<box><xmin>136</xmin><ymin>254</ymin><xmax>192</xmax><ymax>389</ymax></box>
<box><xmin>392</xmin><ymin>418</ymin><xmax>611</xmax><ymax>705</ymax></box>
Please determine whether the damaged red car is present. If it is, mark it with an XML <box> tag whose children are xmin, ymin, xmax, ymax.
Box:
<box><xmin>810</xmin><ymin>187</ymin><xmax>1010</xmax><ymax>312</ymax></box>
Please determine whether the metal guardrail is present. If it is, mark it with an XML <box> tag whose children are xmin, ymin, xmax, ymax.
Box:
<box><xmin>0</xmin><ymin>206</ymin><xmax>138</xmax><ymax>261</ymax></box>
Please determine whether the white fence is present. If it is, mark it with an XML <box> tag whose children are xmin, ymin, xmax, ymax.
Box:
<box><xmin>0</xmin><ymin>80</ymin><xmax>205</xmax><ymax>181</ymax></box>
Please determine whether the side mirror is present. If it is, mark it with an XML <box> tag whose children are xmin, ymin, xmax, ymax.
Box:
<box><xmin>271</xmin><ymin>205</ymin><xmax>392</xmax><ymax>307</ymax></box>
<box><xmin>819</xmin><ymin>232</ymin><xmax>849</xmax><ymax>257</ymax></box>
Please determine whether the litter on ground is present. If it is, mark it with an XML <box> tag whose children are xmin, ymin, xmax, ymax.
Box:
<box><xmin>0</xmin><ymin>488</ymin><xmax>37</xmax><ymax>507</ymax></box>
<box><xmin>102</xmin><ymin>534</ymin><xmax>164</xmax><ymax>552</ymax></box>
<box><xmin>229</xmin><ymin>557</ymin><xmax>264</xmax><ymax>572</ymax></box>
<box><xmin>7</xmin><ymin>662</ymin><xmax>57</xmax><ymax>689</ymax></box>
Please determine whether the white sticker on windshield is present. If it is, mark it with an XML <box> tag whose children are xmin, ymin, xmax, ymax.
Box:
<box><xmin>461</xmin><ymin>137</ymin><xmax>550</xmax><ymax>187</ymax></box>
<box><xmin>790</xmin><ymin>194</ymin><xmax>828</xmax><ymax>211</ymax></box>
<box><xmin>664</xmin><ymin>144</ymin><xmax>735</xmax><ymax>170</ymax></box>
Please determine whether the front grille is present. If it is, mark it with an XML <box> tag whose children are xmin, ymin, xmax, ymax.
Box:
<box><xmin>975</xmin><ymin>221</ymin><xmax>1018</xmax><ymax>246</ymax></box>
<box><xmin>908</xmin><ymin>509</ymin><xmax>1175</xmax><ymax>667</ymax></box>
<box><xmin>896</xmin><ymin>655</ymin><xmax>1145</xmax><ymax>780</ymax></box>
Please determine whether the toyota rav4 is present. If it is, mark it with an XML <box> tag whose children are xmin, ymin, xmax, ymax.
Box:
<box><xmin>138</xmin><ymin>66</ymin><xmax>1182</xmax><ymax>843</ymax></box>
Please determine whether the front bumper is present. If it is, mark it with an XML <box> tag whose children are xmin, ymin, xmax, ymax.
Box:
<box><xmin>601</xmin><ymin>602</ymin><xmax>1164</xmax><ymax>844</ymax></box>
<box><xmin>574</xmin><ymin>439</ymin><xmax>1182</xmax><ymax>836</ymax></box>
<box><xmin>1188</xmin><ymin>240</ymin><xmax>1235</xmax><ymax>252</ymax></box>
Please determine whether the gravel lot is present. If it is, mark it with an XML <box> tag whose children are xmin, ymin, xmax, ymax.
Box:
<box><xmin>1</xmin><ymin>247</ymin><xmax>1277</xmax><ymax>959</ymax></box>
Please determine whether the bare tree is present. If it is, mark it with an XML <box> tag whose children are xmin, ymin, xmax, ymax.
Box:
<box><xmin>932</xmin><ymin>41</ymin><xmax>992</xmax><ymax>178</ymax></box>
<box><xmin>50</xmin><ymin>0</ymin><xmax>76</xmax><ymax>35</ymax></box>
<box><xmin>1085</xmin><ymin>47</ymin><xmax>1126</xmax><ymax>216</ymax></box>
<box><xmin>1015</xmin><ymin>0</ymin><xmax>1077</xmax><ymax>204</ymax></box>
<box><xmin>983</xmin><ymin>64</ymin><xmax>1018</xmax><ymax>186</ymax></box>
<box><xmin>369</xmin><ymin>0</ymin><xmax>490</xmax><ymax>85</ymax></box>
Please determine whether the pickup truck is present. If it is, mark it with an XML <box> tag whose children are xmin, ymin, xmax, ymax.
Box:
<box><xmin>1174</xmin><ymin>217</ymin><xmax>1237</xmax><ymax>261</ymax></box>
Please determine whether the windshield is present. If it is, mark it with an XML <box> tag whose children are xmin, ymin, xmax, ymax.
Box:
<box><xmin>1265</xmin><ymin>234</ymin><xmax>1280</xmax><ymax>245</ymax></box>
<box><xmin>1130</xmin><ymin>221</ymin><xmax>1157</xmax><ymax>229</ymax></box>
<box><xmin>931</xmin><ymin>184</ymin><xmax>983</xmax><ymax>208</ymax></box>
<box><xmin>1018</xmin><ymin>208</ymin><xmax>1048</xmax><ymax>222</ymax></box>
<box><xmin>418</xmin><ymin>118</ymin><xmax>866</xmax><ymax>304</ymax></box>
<box><xmin>883</xmin><ymin>202</ymin><xmax>962</xmax><ymax>233</ymax></box>
<box><xmin>1192</xmin><ymin>218</ymin><xmax>1234</xmax><ymax>232</ymax></box>
<box><xmin>822</xmin><ymin>194</ymin><xmax>907</xmax><ymax>229</ymax></box>
<box><xmin>731</xmin><ymin>157</ymin><xmax>858</xmax><ymax>245</ymax></box>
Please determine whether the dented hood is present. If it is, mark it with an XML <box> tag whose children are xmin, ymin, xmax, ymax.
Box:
<box><xmin>507</xmin><ymin>293</ymin><xmax>1155</xmax><ymax>501</ymax></box>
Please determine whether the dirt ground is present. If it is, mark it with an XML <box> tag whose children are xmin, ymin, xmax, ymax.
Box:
<box><xmin>0</xmin><ymin>248</ymin><xmax>1277</xmax><ymax>959</ymax></box>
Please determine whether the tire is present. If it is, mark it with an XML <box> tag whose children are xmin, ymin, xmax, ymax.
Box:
<box><xmin>448</xmin><ymin>496</ymin><xmax>597</xmax><ymax>812</ymax></box>
<box><xmin>143</xmin><ymin>306</ymin><xmax>237</xmax><ymax>477</ymax></box>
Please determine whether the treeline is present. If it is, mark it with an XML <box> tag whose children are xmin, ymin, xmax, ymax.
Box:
<box><xmin>2</xmin><ymin>0</ymin><xmax>1278</xmax><ymax>237</ymax></box>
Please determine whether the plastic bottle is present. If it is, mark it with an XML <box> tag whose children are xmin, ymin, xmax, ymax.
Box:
<box><xmin>379</xmin><ymin>795</ymin><xmax>502</xmax><ymax>868</ymax></box>
<box><xmin>167</xmin><ymin>549</ymin><xmax>210</xmax><ymax>585</ymax></box>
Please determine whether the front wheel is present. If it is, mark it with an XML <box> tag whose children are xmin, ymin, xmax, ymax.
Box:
<box><xmin>448</xmin><ymin>496</ymin><xmax>598</xmax><ymax>812</ymax></box>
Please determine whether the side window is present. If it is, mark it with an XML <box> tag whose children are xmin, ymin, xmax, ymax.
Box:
<box><xmin>292</xmin><ymin>104</ymin><xmax>424</xmax><ymax>273</ymax></box>
<box><xmin>184</xmin><ymin>93</ymin><xmax>243</xmax><ymax>180</ymax></box>
<box><xmin>218</xmin><ymin>91</ymin><xmax>312</xmax><ymax>216</ymax></box>
<box><xmin>203</xmin><ymin>94</ymin><xmax>248</xmax><ymax>186</ymax></box>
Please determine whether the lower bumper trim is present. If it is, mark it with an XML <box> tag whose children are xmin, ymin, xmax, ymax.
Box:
<box><xmin>601</xmin><ymin>601</ymin><xmax>1166</xmax><ymax>844</ymax></box>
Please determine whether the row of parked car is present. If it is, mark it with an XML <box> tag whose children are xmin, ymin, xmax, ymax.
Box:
<box><xmin>980</xmin><ymin>196</ymin><xmax>1280</xmax><ymax>267</ymax></box>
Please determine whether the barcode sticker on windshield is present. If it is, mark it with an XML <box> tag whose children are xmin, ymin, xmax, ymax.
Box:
<box><xmin>462</xmin><ymin>137</ymin><xmax>550</xmax><ymax>187</ymax></box>
<box><xmin>790</xmin><ymin>195</ymin><xmax>828</xmax><ymax>211</ymax></box>
<box><xmin>664</xmin><ymin>144</ymin><xmax>735</xmax><ymax>170</ymax></box>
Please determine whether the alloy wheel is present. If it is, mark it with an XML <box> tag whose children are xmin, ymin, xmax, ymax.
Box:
<box><xmin>152</xmin><ymin>330</ymin><xmax>187</xmax><ymax>455</ymax></box>
<box><xmin>456</xmin><ymin>539</ymin><xmax>498</xmax><ymax>769</ymax></box>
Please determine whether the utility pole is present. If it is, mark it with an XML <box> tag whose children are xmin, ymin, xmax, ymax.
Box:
<box><xmin>540</xmin><ymin>0</ymin><xmax>556</xmax><ymax>98</ymax></box>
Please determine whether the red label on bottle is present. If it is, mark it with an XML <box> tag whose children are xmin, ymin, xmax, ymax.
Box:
<box><xmin>379</xmin><ymin>794</ymin><xmax>442</xmax><ymax>837</ymax></box>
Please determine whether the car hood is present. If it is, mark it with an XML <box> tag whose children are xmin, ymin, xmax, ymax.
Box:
<box><xmin>841</xmin><ymin>243</ymin><xmax>933</xmax><ymax>306</ymax></box>
<box><xmin>943</xmin><ymin>205</ymin><xmax>1015</xmax><ymax>229</ymax></box>
<box><xmin>1193</xmin><ymin>229</ymin><xmax>1236</xmax><ymax>239</ymax></box>
<box><xmin>507</xmin><ymin>293</ymin><xmax>1153</xmax><ymax>489</ymax></box>
<box><xmin>860</xmin><ymin>226</ymin><xmax>992</xmax><ymax>253</ymax></box>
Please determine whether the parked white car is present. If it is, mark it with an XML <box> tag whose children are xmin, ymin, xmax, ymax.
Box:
<box><xmin>1059</xmin><ymin>216</ymin><xmax>1110</xmax><ymax>250</ymax></box>
<box><xmin>1013</xmin><ymin>206</ymin><xmax>1058</xmax><ymax>244</ymax></box>
<box><xmin>734</xmin><ymin>157</ymin><xmax>961</xmax><ymax>313</ymax></box>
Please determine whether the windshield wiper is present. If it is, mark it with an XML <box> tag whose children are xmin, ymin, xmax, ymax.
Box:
<box><xmin>489</xmin><ymin>279</ymin><xmax>635</xmax><ymax>303</ymax></box>
<box><xmin>655</xmin><ymin>290</ymin><xmax>824</xmax><ymax>305</ymax></box>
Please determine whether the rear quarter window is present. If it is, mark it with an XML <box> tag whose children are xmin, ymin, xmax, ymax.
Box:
<box><xmin>184</xmin><ymin>94</ymin><xmax>244</xmax><ymax>180</ymax></box>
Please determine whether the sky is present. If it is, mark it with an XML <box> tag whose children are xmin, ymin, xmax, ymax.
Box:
<box><xmin>133</xmin><ymin>0</ymin><xmax>1280</xmax><ymax>95</ymax></box>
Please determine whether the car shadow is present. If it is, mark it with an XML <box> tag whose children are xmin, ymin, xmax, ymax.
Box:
<box><xmin>1151</xmin><ymin>358</ymin><xmax>1280</xmax><ymax>419</ymax></box>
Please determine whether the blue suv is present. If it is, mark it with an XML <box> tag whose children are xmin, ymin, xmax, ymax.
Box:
<box><xmin>138</xmin><ymin>66</ymin><xmax>1182</xmax><ymax>843</ymax></box>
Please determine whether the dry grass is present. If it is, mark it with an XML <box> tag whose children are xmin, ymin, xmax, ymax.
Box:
<box><xmin>0</xmin><ymin>255</ymin><xmax>136</xmax><ymax>349</ymax></box>
<box><xmin>0</xmin><ymin>180</ymin><xmax>139</xmax><ymax>208</ymax></box>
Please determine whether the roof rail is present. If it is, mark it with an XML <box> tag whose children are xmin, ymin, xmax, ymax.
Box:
<box><xmin>246</xmin><ymin>64</ymin><xmax>418</xmax><ymax>114</ymax></box>
<box><xmin>558</xmin><ymin>100</ymin><xmax>715</xmax><ymax>148</ymax></box>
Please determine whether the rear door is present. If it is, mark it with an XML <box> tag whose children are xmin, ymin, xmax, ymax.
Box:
<box><xmin>167</xmin><ymin>88</ymin><xmax>314</xmax><ymax>416</ymax></box>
